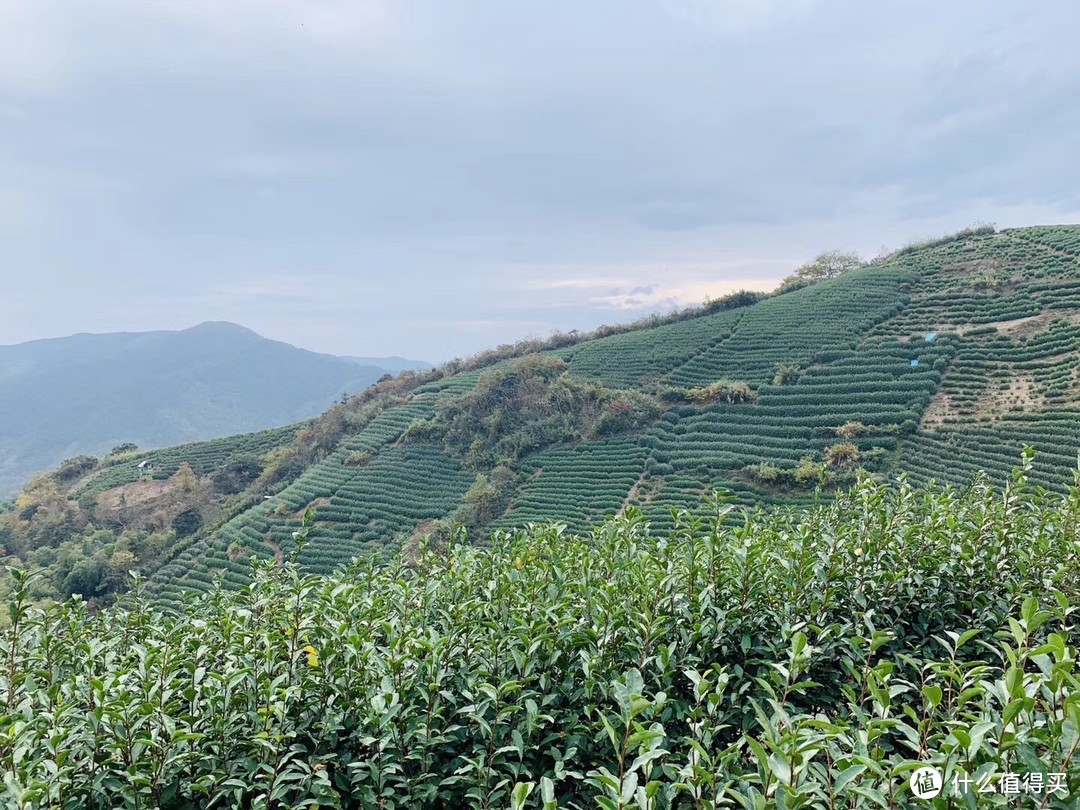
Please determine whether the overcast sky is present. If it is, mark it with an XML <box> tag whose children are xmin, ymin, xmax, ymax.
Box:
<box><xmin>2</xmin><ymin>0</ymin><xmax>1079</xmax><ymax>361</ymax></box>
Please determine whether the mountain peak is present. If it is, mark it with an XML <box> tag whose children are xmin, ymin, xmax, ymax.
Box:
<box><xmin>185</xmin><ymin>321</ymin><xmax>259</xmax><ymax>337</ymax></box>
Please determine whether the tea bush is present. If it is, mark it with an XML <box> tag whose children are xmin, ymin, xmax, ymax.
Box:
<box><xmin>2</xmin><ymin>466</ymin><xmax>1078</xmax><ymax>808</ymax></box>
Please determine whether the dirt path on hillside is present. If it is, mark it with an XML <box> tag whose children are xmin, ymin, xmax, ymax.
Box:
<box><xmin>981</xmin><ymin>309</ymin><xmax>1080</xmax><ymax>336</ymax></box>
<box><xmin>619</xmin><ymin>471</ymin><xmax>648</xmax><ymax>515</ymax></box>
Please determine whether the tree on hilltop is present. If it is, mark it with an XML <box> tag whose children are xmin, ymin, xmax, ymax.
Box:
<box><xmin>779</xmin><ymin>250</ymin><xmax>865</xmax><ymax>291</ymax></box>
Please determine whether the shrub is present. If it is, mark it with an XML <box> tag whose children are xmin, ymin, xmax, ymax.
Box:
<box><xmin>2</xmin><ymin>467</ymin><xmax>1077</xmax><ymax>807</ymax></box>
<box><xmin>702</xmin><ymin>289</ymin><xmax>763</xmax><ymax>312</ymax></box>
<box><xmin>744</xmin><ymin>461</ymin><xmax>783</xmax><ymax>483</ymax></box>
<box><xmin>421</xmin><ymin>357</ymin><xmax>659</xmax><ymax>468</ymax></box>
<box><xmin>656</xmin><ymin>385</ymin><xmax>690</xmax><ymax>404</ymax></box>
<box><xmin>51</xmin><ymin>455</ymin><xmax>98</xmax><ymax>482</ymax></box>
<box><xmin>171</xmin><ymin>462</ymin><xmax>198</xmax><ymax>492</ymax></box>
<box><xmin>834</xmin><ymin>420</ymin><xmax>870</xmax><ymax>439</ymax></box>
<box><xmin>772</xmin><ymin>364</ymin><xmax>801</xmax><ymax>386</ymax></box>
<box><xmin>58</xmin><ymin>555</ymin><xmax>106</xmax><ymax>599</ymax></box>
<box><xmin>794</xmin><ymin>454</ymin><xmax>827</xmax><ymax>485</ymax></box>
<box><xmin>211</xmin><ymin>455</ymin><xmax>264</xmax><ymax>494</ymax></box>
<box><xmin>453</xmin><ymin>468</ymin><xmax>515</xmax><ymax>527</ymax></box>
<box><xmin>594</xmin><ymin>392</ymin><xmax>661</xmax><ymax>436</ymax></box>
<box><xmin>257</xmin><ymin>447</ymin><xmax>306</xmax><ymax>488</ymax></box>
<box><xmin>686</xmin><ymin>379</ymin><xmax>756</xmax><ymax>405</ymax></box>
<box><xmin>824</xmin><ymin>441</ymin><xmax>861</xmax><ymax>468</ymax></box>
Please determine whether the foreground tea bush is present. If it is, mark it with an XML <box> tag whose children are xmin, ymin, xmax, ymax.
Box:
<box><xmin>2</xmin><ymin>463</ymin><xmax>1078</xmax><ymax>808</ymax></box>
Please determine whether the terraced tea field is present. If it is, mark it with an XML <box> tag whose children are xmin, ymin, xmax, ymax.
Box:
<box><xmin>869</xmin><ymin>226</ymin><xmax>1080</xmax><ymax>492</ymax></box>
<box><xmin>74</xmin><ymin>423</ymin><xmax>302</xmax><ymax>498</ymax></box>
<box><xmin>901</xmin><ymin>412</ymin><xmax>1080</xmax><ymax>492</ymax></box>
<box><xmin>665</xmin><ymin>267</ymin><xmax>912</xmax><ymax>387</ymax></box>
<box><xmin>491</xmin><ymin>438</ymin><xmax>649</xmax><ymax>534</ymax></box>
<box><xmin>154</xmin><ymin>443</ymin><xmax>472</xmax><ymax>603</ymax></box>
<box><xmin>562</xmin><ymin>307</ymin><xmax>745</xmax><ymax>388</ymax></box>
<box><xmin>28</xmin><ymin>223</ymin><xmax>1077</xmax><ymax>601</ymax></box>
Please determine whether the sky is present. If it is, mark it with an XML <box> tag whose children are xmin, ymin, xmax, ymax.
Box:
<box><xmin>2</xmin><ymin>0</ymin><xmax>1079</xmax><ymax>362</ymax></box>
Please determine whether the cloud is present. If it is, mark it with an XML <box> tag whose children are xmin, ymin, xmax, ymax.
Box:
<box><xmin>659</xmin><ymin>0</ymin><xmax>819</xmax><ymax>32</ymax></box>
<box><xmin>417</xmin><ymin>319</ymin><xmax>550</xmax><ymax>331</ymax></box>
<box><xmin>523</xmin><ymin>277</ymin><xmax>640</xmax><ymax>292</ymax></box>
<box><xmin>151</xmin><ymin>0</ymin><xmax>392</xmax><ymax>36</ymax></box>
<box><xmin>1</xmin><ymin>0</ymin><xmax>1079</xmax><ymax>361</ymax></box>
<box><xmin>586</xmin><ymin>277</ymin><xmax>780</xmax><ymax>311</ymax></box>
<box><xmin>206</xmin><ymin>277</ymin><xmax>328</xmax><ymax>303</ymax></box>
<box><xmin>0</xmin><ymin>102</ymin><xmax>30</xmax><ymax>121</ymax></box>
<box><xmin>0</xmin><ymin>0</ymin><xmax>399</xmax><ymax>94</ymax></box>
<box><xmin>0</xmin><ymin>3</ymin><xmax>74</xmax><ymax>93</ymax></box>
<box><xmin>511</xmin><ymin>263</ymin><xmax>789</xmax><ymax>313</ymax></box>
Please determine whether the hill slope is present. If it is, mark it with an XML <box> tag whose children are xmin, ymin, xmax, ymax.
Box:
<box><xmin>7</xmin><ymin>224</ymin><xmax>1080</xmax><ymax>604</ymax></box>
<box><xmin>0</xmin><ymin>322</ymin><xmax>424</xmax><ymax>495</ymax></box>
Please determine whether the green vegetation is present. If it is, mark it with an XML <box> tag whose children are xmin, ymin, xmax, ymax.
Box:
<box><xmin>3</xmin><ymin>467</ymin><xmax>1078</xmax><ymax>807</ymax></box>
<box><xmin>889</xmin><ymin>222</ymin><xmax>998</xmax><ymax>258</ymax></box>
<box><xmin>4</xmin><ymin>225</ymin><xmax>1080</xmax><ymax>806</ymax></box>
<box><xmin>153</xmin><ymin>443</ymin><xmax>474</xmax><ymax>604</ymax></box>
<box><xmin>658</xmin><ymin>380</ymin><xmax>756</xmax><ymax>406</ymax></box>
<box><xmin>492</xmin><ymin>438</ymin><xmax>648</xmax><ymax>535</ymax></box>
<box><xmin>74</xmin><ymin>425</ymin><xmax>302</xmax><ymax>500</ymax></box>
<box><xmin>8</xmin><ymin>225</ymin><xmax>1080</xmax><ymax>604</ymax></box>
<box><xmin>408</xmin><ymin>356</ymin><xmax>660</xmax><ymax>469</ymax></box>
<box><xmin>874</xmin><ymin>226</ymin><xmax>1080</xmax><ymax>492</ymax></box>
<box><xmin>664</xmin><ymin>267</ymin><xmax>911</xmax><ymax>388</ymax></box>
<box><xmin>561</xmin><ymin>308</ymin><xmax>745</xmax><ymax>389</ymax></box>
<box><xmin>902</xmin><ymin>412</ymin><xmax>1080</xmax><ymax>492</ymax></box>
<box><xmin>0</xmin><ymin>426</ymin><xmax>301</xmax><ymax>605</ymax></box>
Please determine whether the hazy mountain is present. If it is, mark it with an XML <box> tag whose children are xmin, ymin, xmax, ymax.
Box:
<box><xmin>344</xmin><ymin>356</ymin><xmax>433</xmax><ymax>373</ymax></box>
<box><xmin>0</xmin><ymin>322</ymin><xmax>407</xmax><ymax>494</ymax></box>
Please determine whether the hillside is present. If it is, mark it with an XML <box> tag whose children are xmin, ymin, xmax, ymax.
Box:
<box><xmin>6</xmin><ymin>224</ymin><xmax>1080</xmax><ymax>605</ymax></box>
<box><xmin>0</xmin><ymin>322</ymin><xmax>426</xmax><ymax>495</ymax></box>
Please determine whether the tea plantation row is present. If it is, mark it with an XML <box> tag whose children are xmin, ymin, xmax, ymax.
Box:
<box><xmin>126</xmin><ymin>226</ymin><xmax>1080</xmax><ymax>599</ymax></box>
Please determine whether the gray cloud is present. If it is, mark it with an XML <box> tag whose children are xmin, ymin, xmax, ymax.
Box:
<box><xmin>2</xmin><ymin>0</ymin><xmax>1079</xmax><ymax>360</ymax></box>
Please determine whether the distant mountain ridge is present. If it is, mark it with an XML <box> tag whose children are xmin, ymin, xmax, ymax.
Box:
<box><xmin>343</xmin><ymin>355</ymin><xmax>433</xmax><ymax>374</ymax></box>
<box><xmin>0</xmin><ymin>322</ymin><xmax>427</xmax><ymax>494</ymax></box>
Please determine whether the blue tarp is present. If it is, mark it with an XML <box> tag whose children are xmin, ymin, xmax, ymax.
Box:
<box><xmin>924</xmin><ymin>332</ymin><xmax>937</xmax><ymax>342</ymax></box>
<box><xmin>910</xmin><ymin>359</ymin><xmax>920</xmax><ymax>367</ymax></box>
